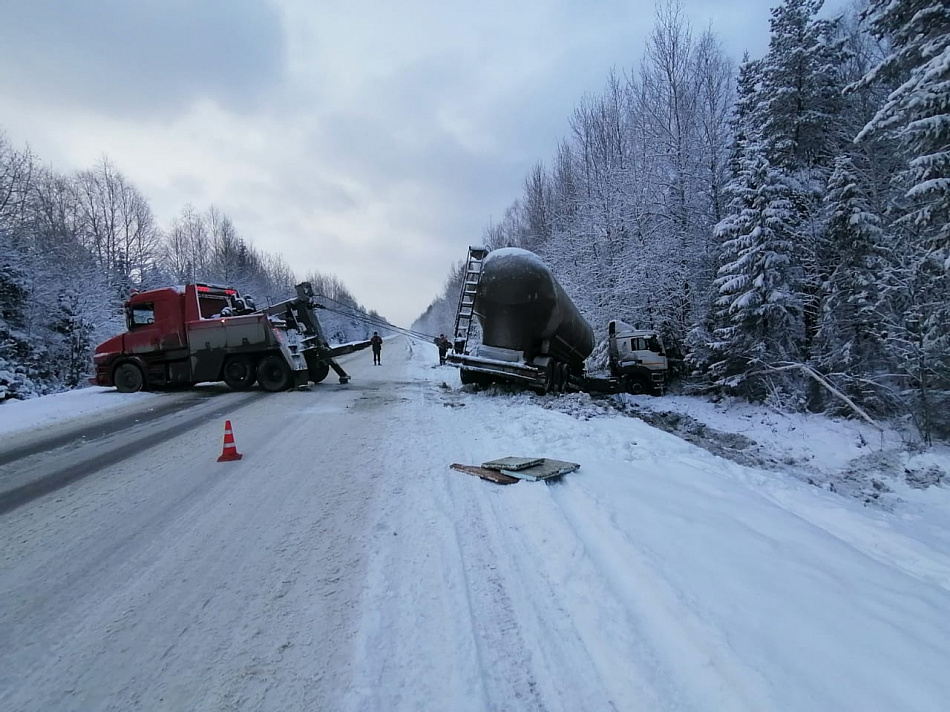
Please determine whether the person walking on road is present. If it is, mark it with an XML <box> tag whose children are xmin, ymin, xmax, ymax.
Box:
<box><xmin>437</xmin><ymin>334</ymin><xmax>451</xmax><ymax>365</ymax></box>
<box><xmin>370</xmin><ymin>331</ymin><xmax>383</xmax><ymax>365</ymax></box>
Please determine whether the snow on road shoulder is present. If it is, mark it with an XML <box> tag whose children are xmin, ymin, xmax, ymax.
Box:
<box><xmin>346</xmin><ymin>337</ymin><xmax>950</xmax><ymax>712</ymax></box>
<box><xmin>594</xmin><ymin>390</ymin><xmax>950</xmax><ymax>593</ymax></box>
<box><xmin>0</xmin><ymin>386</ymin><xmax>161</xmax><ymax>439</ymax></box>
<box><xmin>607</xmin><ymin>392</ymin><xmax>950</xmax><ymax>506</ymax></box>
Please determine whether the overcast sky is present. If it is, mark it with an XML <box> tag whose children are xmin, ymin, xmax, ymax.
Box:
<box><xmin>0</xmin><ymin>0</ymin><xmax>849</xmax><ymax>327</ymax></box>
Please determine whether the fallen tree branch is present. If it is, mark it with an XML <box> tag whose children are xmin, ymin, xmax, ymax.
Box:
<box><xmin>751</xmin><ymin>362</ymin><xmax>884</xmax><ymax>434</ymax></box>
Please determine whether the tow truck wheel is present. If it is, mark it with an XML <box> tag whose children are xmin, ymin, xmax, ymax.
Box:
<box><xmin>308</xmin><ymin>361</ymin><xmax>330</xmax><ymax>384</ymax></box>
<box><xmin>257</xmin><ymin>355</ymin><xmax>292</xmax><ymax>392</ymax></box>
<box><xmin>223</xmin><ymin>356</ymin><xmax>256</xmax><ymax>390</ymax></box>
<box><xmin>459</xmin><ymin>368</ymin><xmax>477</xmax><ymax>385</ymax></box>
<box><xmin>114</xmin><ymin>362</ymin><xmax>144</xmax><ymax>393</ymax></box>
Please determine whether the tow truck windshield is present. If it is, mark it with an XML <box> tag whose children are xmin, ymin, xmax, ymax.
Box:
<box><xmin>128</xmin><ymin>304</ymin><xmax>154</xmax><ymax>329</ymax></box>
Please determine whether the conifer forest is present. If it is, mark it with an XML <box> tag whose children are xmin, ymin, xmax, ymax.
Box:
<box><xmin>414</xmin><ymin>0</ymin><xmax>950</xmax><ymax>442</ymax></box>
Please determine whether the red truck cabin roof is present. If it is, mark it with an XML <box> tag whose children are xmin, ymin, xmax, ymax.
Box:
<box><xmin>125</xmin><ymin>284</ymin><xmax>240</xmax><ymax>325</ymax></box>
<box><xmin>127</xmin><ymin>287</ymin><xmax>181</xmax><ymax>307</ymax></box>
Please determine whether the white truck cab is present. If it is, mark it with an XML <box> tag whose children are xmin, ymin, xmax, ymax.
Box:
<box><xmin>608</xmin><ymin>320</ymin><xmax>669</xmax><ymax>395</ymax></box>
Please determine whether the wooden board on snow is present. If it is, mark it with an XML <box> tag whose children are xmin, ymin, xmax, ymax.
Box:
<box><xmin>450</xmin><ymin>463</ymin><xmax>520</xmax><ymax>485</ymax></box>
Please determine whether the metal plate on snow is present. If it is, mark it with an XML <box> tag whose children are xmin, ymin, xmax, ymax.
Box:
<box><xmin>481</xmin><ymin>456</ymin><xmax>544</xmax><ymax>472</ymax></box>
<box><xmin>500</xmin><ymin>459</ymin><xmax>580</xmax><ymax>482</ymax></box>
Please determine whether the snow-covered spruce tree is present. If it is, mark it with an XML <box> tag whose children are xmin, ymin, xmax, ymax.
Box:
<box><xmin>873</xmin><ymin>232</ymin><xmax>950</xmax><ymax>442</ymax></box>
<box><xmin>813</xmin><ymin>155</ymin><xmax>890</xmax><ymax>412</ymax></box>
<box><xmin>0</xmin><ymin>229</ymin><xmax>36</xmax><ymax>400</ymax></box>
<box><xmin>707</xmin><ymin>148</ymin><xmax>805</xmax><ymax>399</ymax></box>
<box><xmin>854</xmin><ymin>0</ymin><xmax>950</xmax><ymax>441</ymax></box>
<box><xmin>758</xmin><ymin>0</ymin><xmax>852</xmax><ymax>361</ymax></box>
<box><xmin>730</xmin><ymin>56</ymin><xmax>763</xmax><ymax>168</ymax></box>
<box><xmin>857</xmin><ymin>0</ymin><xmax>950</xmax><ymax>263</ymax></box>
<box><xmin>761</xmin><ymin>0</ymin><xmax>849</xmax><ymax>170</ymax></box>
<box><xmin>687</xmin><ymin>55</ymin><xmax>762</xmax><ymax>382</ymax></box>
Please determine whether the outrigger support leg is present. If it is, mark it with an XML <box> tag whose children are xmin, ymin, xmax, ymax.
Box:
<box><xmin>328</xmin><ymin>359</ymin><xmax>350</xmax><ymax>384</ymax></box>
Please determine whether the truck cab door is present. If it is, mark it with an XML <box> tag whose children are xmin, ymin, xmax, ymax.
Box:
<box><xmin>155</xmin><ymin>296</ymin><xmax>187</xmax><ymax>354</ymax></box>
<box><xmin>125</xmin><ymin>302</ymin><xmax>161</xmax><ymax>354</ymax></box>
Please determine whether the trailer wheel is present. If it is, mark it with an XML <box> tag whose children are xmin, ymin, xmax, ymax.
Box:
<box><xmin>531</xmin><ymin>362</ymin><xmax>555</xmax><ymax>396</ymax></box>
<box><xmin>459</xmin><ymin>368</ymin><xmax>478</xmax><ymax>385</ymax></box>
<box><xmin>545</xmin><ymin>362</ymin><xmax>557</xmax><ymax>394</ymax></box>
<box><xmin>559</xmin><ymin>363</ymin><xmax>571</xmax><ymax>393</ymax></box>
<box><xmin>257</xmin><ymin>355</ymin><xmax>292</xmax><ymax>392</ymax></box>
<box><xmin>114</xmin><ymin>362</ymin><xmax>145</xmax><ymax>393</ymax></box>
<box><xmin>223</xmin><ymin>356</ymin><xmax>256</xmax><ymax>390</ymax></box>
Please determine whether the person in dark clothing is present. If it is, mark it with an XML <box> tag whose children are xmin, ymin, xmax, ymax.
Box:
<box><xmin>370</xmin><ymin>332</ymin><xmax>383</xmax><ymax>365</ymax></box>
<box><xmin>437</xmin><ymin>334</ymin><xmax>451</xmax><ymax>365</ymax></box>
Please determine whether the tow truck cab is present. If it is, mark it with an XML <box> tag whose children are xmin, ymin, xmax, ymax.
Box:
<box><xmin>92</xmin><ymin>283</ymin><xmax>265</xmax><ymax>390</ymax></box>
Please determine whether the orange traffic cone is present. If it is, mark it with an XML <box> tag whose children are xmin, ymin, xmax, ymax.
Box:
<box><xmin>217</xmin><ymin>420</ymin><xmax>243</xmax><ymax>462</ymax></box>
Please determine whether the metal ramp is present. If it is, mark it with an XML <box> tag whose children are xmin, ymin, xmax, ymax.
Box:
<box><xmin>452</xmin><ymin>246</ymin><xmax>488</xmax><ymax>354</ymax></box>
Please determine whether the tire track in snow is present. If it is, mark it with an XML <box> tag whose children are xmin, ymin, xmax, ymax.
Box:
<box><xmin>471</xmin><ymin>391</ymin><xmax>778</xmax><ymax>710</ymax></box>
<box><xmin>479</xmin><ymin>481</ymin><xmax>659</xmax><ymax>711</ymax></box>
<box><xmin>471</xmin><ymin>395</ymin><xmax>674</xmax><ymax>709</ymax></box>
<box><xmin>547</xmin><ymin>471</ymin><xmax>776</xmax><ymax>711</ymax></box>
<box><xmin>421</xmin><ymin>374</ymin><xmax>551</xmax><ymax>712</ymax></box>
<box><xmin>424</xmin><ymin>382</ymin><xmax>630</xmax><ymax>711</ymax></box>
<box><xmin>343</xmin><ymin>367</ymin><xmax>556</xmax><ymax>711</ymax></box>
<box><xmin>442</xmin><ymin>473</ymin><xmax>550</xmax><ymax>712</ymax></box>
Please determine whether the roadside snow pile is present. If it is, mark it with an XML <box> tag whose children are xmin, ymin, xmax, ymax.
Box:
<box><xmin>0</xmin><ymin>385</ymin><xmax>158</xmax><ymax>439</ymax></box>
<box><xmin>463</xmin><ymin>384</ymin><xmax>949</xmax><ymax>509</ymax></box>
<box><xmin>608</xmin><ymin>394</ymin><xmax>949</xmax><ymax>509</ymax></box>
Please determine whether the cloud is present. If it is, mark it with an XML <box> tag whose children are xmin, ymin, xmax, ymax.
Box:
<box><xmin>0</xmin><ymin>0</ymin><xmax>856</xmax><ymax>326</ymax></box>
<box><xmin>0</xmin><ymin>0</ymin><xmax>286</xmax><ymax>116</ymax></box>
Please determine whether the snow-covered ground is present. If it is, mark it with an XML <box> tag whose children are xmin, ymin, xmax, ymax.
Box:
<box><xmin>0</xmin><ymin>385</ymin><xmax>160</xmax><ymax>439</ymax></box>
<box><xmin>344</xmin><ymin>340</ymin><xmax>950</xmax><ymax>711</ymax></box>
<box><xmin>2</xmin><ymin>337</ymin><xmax>949</xmax><ymax>711</ymax></box>
<box><xmin>565</xmin><ymin>390</ymin><xmax>949</xmax><ymax>509</ymax></box>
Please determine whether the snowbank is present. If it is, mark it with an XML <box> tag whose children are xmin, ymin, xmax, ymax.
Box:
<box><xmin>0</xmin><ymin>386</ymin><xmax>160</xmax><ymax>439</ymax></box>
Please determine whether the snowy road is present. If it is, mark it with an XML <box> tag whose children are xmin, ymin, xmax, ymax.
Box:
<box><xmin>2</xmin><ymin>336</ymin><xmax>950</xmax><ymax>711</ymax></box>
<box><xmin>0</xmin><ymin>387</ymin><xmax>267</xmax><ymax>514</ymax></box>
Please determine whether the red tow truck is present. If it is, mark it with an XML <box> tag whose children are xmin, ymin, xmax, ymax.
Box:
<box><xmin>92</xmin><ymin>282</ymin><xmax>370</xmax><ymax>393</ymax></box>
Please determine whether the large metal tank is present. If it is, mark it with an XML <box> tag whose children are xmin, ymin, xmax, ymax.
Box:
<box><xmin>476</xmin><ymin>248</ymin><xmax>595</xmax><ymax>369</ymax></box>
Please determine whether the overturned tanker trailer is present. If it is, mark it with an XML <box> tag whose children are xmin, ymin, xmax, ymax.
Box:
<box><xmin>446</xmin><ymin>247</ymin><xmax>595</xmax><ymax>395</ymax></box>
